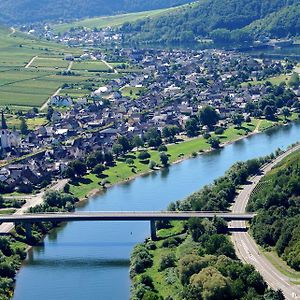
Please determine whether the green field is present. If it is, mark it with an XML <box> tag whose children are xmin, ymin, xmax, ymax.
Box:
<box><xmin>53</xmin><ymin>6</ymin><xmax>184</xmax><ymax>33</ymax></box>
<box><xmin>120</xmin><ymin>86</ymin><xmax>145</xmax><ymax>99</ymax></box>
<box><xmin>0</xmin><ymin>26</ymin><xmax>82</xmax><ymax>109</ymax></box>
<box><xmin>72</xmin><ymin>61</ymin><xmax>110</xmax><ymax>72</ymax></box>
<box><xmin>30</xmin><ymin>57</ymin><xmax>69</xmax><ymax>70</ymax></box>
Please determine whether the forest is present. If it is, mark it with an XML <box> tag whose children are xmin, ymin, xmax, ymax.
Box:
<box><xmin>0</xmin><ymin>0</ymin><xmax>193</xmax><ymax>24</ymax></box>
<box><xmin>248</xmin><ymin>149</ymin><xmax>300</xmax><ymax>271</ymax></box>
<box><xmin>130</xmin><ymin>153</ymin><xmax>286</xmax><ymax>299</ymax></box>
<box><xmin>120</xmin><ymin>0</ymin><xmax>300</xmax><ymax>45</ymax></box>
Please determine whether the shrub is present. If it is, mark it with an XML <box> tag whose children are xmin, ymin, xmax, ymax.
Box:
<box><xmin>138</xmin><ymin>151</ymin><xmax>151</xmax><ymax>160</ymax></box>
<box><xmin>158</xmin><ymin>145</ymin><xmax>168</xmax><ymax>152</ymax></box>
<box><xmin>158</xmin><ymin>253</ymin><xmax>176</xmax><ymax>271</ymax></box>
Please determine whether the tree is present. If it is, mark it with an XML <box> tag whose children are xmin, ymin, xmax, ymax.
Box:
<box><xmin>117</xmin><ymin>136</ymin><xmax>132</xmax><ymax>152</ymax></box>
<box><xmin>92</xmin><ymin>163</ymin><xmax>106</xmax><ymax>175</ymax></box>
<box><xmin>281</xmin><ymin>107</ymin><xmax>291</xmax><ymax>119</ymax></box>
<box><xmin>19</xmin><ymin>117</ymin><xmax>28</xmax><ymax>135</ymax></box>
<box><xmin>232</xmin><ymin>114</ymin><xmax>244</xmax><ymax>127</ymax></box>
<box><xmin>138</xmin><ymin>151</ymin><xmax>151</xmax><ymax>160</ymax></box>
<box><xmin>159</xmin><ymin>152</ymin><xmax>169</xmax><ymax>167</ymax></box>
<box><xmin>185</xmin><ymin>118</ymin><xmax>199</xmax><ymax>137</ymax></box>
<box><xmin>112</xmin><ymin>143</ymin><xmax>124</xmax><ymax>157</ymax></box>
<box><xmin>208</xmin><ymin>137</ymin><xmax>220</xmax><ymax>149</ymax></box>
<box><xmin>46</xmin><ymin>106</ymin><xmax>54</xmax><ymax>121</ymax></box>
<box><xmin>190</xmin><ymin>267</ymin><xmax>231</xmax><ymax>300</ymax></box>
<box><xmin>198</xmin><ymin>106</ymin><xmax>219</xmax><ymax>128</ymax></box>
<box><xmin>132</xmin><ymin>135</ymin><xmax>144</xmax><ymax>149</ymax></box>
<box><xmin>188</xmin><ymin>218</ymin><xmax>205</xmax><ymax>242</ymax></box>
<box><xmin>144</xmin><ymin>128</ymin><xmax>162</xmax><ymax>148</ymax></box>
<box><xmin>264</xmin><ymin>105</ymin><xmax>276</xmax><ymax>120</ymax></box>
<box><xmin>288</xmin><ymin>72</ymin><xmax>300</xmax><ymax>89</ymax></box>
<box><xmin>66</xmin><ymin>160</ymin><xmax>87</xmax><ymax>178</ymax></box>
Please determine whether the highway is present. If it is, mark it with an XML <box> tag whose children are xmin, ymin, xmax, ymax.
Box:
<box><xmin>0</xmin><ymin>211</ymin><xmax>255</xmax><ymax>223</ymax></box>
<box><xmin>230</xmin><ymin>144</ymin><xmax>300</xmax><ymax>300</ymax></box>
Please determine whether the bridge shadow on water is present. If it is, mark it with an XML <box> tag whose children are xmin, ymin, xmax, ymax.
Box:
<box><xmin>24</xmin><ymin>256</ymin><xmax>130</xmax><ymax>268</ymax></box>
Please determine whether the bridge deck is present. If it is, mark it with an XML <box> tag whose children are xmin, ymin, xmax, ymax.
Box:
<box><xmin>0</xmin><ymin>211</ymin><xmax>255</xmax><ymax>223</ymax></box>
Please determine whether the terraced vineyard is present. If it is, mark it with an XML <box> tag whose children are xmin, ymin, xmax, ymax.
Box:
<box><xmin>0</xmin><ymin>26</ymin><xmax>127</xmax><ymax>110</ymax></box>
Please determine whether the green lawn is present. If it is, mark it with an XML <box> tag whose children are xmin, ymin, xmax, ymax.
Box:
<box><xmin>120</xmin><ymin>86</ymin><xmax>145</xmax><ymax>99</ymax></box>
<box><xmin>242</xmin><ymin>74</ymin><xmax>291</xmax><ymax>87</ymax></box>
<box><xmin>70</xmin><ymin>119</ymin><xmax>266</xmax><ymax>199</ymax></box>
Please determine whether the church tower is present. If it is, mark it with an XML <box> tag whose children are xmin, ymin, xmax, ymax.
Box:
<box><xmin>0</xmin><ymin>111</ymin><xmax>11</xmax><ymax>149</ymax></box>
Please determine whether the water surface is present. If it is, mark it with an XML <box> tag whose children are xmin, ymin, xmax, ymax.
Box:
<box><xmin>13</xmin><ymin>123</ymin><xmax>300</xmax><ymax>300</ymax></box>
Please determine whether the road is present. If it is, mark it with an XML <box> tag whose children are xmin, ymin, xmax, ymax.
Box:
<box><xmin>25</xmin><ymin>56</ymin><xmax>38</xmax><ymax>68</ymax></box>
<box><xmin>40</xmin><ymin>87</ymin><xmax>61</xmax><ymax>111</ymax></box>
<box><xmin>0</xmin><ymin>211</ymin><xmax>255</xmax><ymax>223</ymax></box>
<box><xmin>101</xmin><ymin>59</ymin><xmax>118</xmax><ymax>74</ymax></box>
<box><xmin>0</xmin><ymin>179</ymin><xmax>68</xmax><ymax>234</ymax></box>
<box><xmin>230</xmin><ymin>144</ymin><xmax>300</xmax><ymax>300</ymax></box>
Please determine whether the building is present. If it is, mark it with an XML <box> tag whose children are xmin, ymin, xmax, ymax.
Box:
<box><xmin>0</xmin><ymin>112</ymin><xmax>20</xmax><ymax>150</ymax></box>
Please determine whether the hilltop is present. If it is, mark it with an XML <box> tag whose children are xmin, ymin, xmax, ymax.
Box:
<box><xmin>119</xmin><ymin>0</ymin><xmax>300</xmax><ymax>45</ymax></box>
<box><xmin>0</xmin><ymin>0</ymin><xmax>194</xmax><ymax>24</ymax></box>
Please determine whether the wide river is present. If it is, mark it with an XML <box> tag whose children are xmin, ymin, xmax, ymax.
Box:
<box><xmin>13</xmin><ymin>122</ymin><xmax>300</xmax><ymax>300</ymax></box>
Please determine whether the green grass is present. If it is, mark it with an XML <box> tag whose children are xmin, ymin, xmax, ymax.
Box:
<box><xmin>242</xmin><ymin>74</ymin><xmax>291</xmax><ymax>87</ymax></box>
<box><xmin>72</xmin><ymin>61</ymin><xmax>110</xmax><ymax>72</ymax></box>
<box><xmin>262</xmin><ymin>249</ymin><xmax>300</xmax><ymax>282</ymax></box>
<box><xmin>53</xmin><ymin>6</ymin><xmax>186</xmax><ymax>33</ymax></box>
<box><xmin>30</xmin><ymin>57</ymin><xmax>69</xmax><ymax>69</ymax></box>
<box><xmin>69</xmin><ymin>119</ymin><xmax>265</xmax><ymax>199</ymax></box>
<box><xmin>0</xmin><ymin>209</ymin><xmax>16</xmax><ymax>215</ymax></box>
<box><xmin>120</xmin><ymin>86</ymin><xmax>145</xmax><ymax>99</ymax></box>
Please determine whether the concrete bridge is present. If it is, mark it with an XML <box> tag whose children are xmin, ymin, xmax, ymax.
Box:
<box><xmin>0</xmin><ymin>211</ymin><xmax>255</xmax><ymax>240</ymax></box>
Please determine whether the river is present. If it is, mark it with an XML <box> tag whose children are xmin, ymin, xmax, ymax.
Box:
<box><xmin>13</xmin><ymin>122</ymin><xmax>300</xmax><ymax>300</ymax></box>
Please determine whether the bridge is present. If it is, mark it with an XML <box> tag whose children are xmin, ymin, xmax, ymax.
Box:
<box><xmin>0</xmin><ymin>211</ymin><xmax>255</xmax><ymax>240</ymax></box>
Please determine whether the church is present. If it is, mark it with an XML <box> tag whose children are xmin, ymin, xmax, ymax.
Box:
<box><xmin>0</xmin><ymin>111</ymin><xmax>20</xmax><ymax>150</ymax></box>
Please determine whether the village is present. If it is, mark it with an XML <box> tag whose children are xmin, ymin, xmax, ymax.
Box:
<box><xmin>0</xmin><ymin>48</ymin><xmax>299</xmax><ymax>195</ymax></box>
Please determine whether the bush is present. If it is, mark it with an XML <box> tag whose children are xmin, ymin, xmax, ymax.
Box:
<box><xmin>203</xmin><ymin>133</ymin><xmax>211</xmax><ymax>139</ymax></box>
<box><xmin>158</xmin><ymin>145</ymin><xmax>168</xmax><ymax>152</ymax></box>
<box><xmin>158</xmin><ymin>253</ymin><xmax>176</xmax><ymax>271</ymax></box>
<box><xmin>138</xmin><ymin>151</ymin><xmax>151</xmax><ymax>160</ymax></box>
<box><xmin>215</xmin><ymin>127</ymin><xmax>225</xmax><ymax>135</ymax></box>
<box><xmin>148</xmin><ymin>160</ymin><xmax>157</xmax><ymax>170</ymax></box>
<box><xmin>162</xmin><ymin>237</ymin><xmax>183</xmax><ymax>248</ymax></box>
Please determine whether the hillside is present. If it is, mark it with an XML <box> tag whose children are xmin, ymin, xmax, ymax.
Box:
<box><xmin>53</xmin><ymin>6</ymin><xmax>185</xmax><ymax>33</ymax></box>
<box><xmin>245</xmin><ymin>3</ymin><xmax>300</xmax><ymax>39</ymax></box>
<box><xmin>248</xmin><ymin>148</ymin><xmax>300</xmax><ymax>272</ymax></box>
<box><xmin>0</xmin><ymin>0</ymin><xmax>194</xmax><ymax>24</ymax></box>
<box><xmin>119</xmin><ymin>0</ymin><xmax>300</xmax><ymax>45</ymax></box>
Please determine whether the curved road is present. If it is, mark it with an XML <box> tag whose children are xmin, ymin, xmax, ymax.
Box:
<box><xmin>230</xmin><ymin>144</ymin><xmax>300</xmax><ymax>300</ymax></box>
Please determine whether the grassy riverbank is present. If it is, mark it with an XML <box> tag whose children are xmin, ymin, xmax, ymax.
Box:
<box><xmin>129</xmin><ymin>154</ymin><xmax>279</xmax><ymax>300</ymax></box>
<box><xmin>69</xmin><ymin>116</ymin><xmax>295</xmax><ymax>199</ymax></box>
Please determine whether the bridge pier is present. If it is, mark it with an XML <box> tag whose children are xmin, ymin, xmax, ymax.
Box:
<box><xmin>150</xmin><ymin>220</ymin><xmax>157</xmax><ymax>240</ymax></box>
<box><xmin>24</xmin><ymin>223</ymin><xmax>32</xmax><ymax>241</ymax></box>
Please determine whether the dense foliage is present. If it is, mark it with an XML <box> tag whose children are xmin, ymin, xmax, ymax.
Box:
<box><xmin>120</xmin><ymin>0</ymin><xmax>299</xmax><ymax>45</ymax></box>
<box><xmin>248</xmin><ymin>149</ymin><xmax>300</xmax><ymax>270</ymax></box>
<box><xmin>0</xmin><ymin>0</ymin><xmax>194</xmax><ymax>24</ymax></box>
<box><xmin>130</xmin><ymin>153</ymin><xmax>282</xmax><ymax>299</ymax></box>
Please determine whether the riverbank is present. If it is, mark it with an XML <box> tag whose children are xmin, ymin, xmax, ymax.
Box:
<box><xmin>12</xmin><ymin>119</ymin><xmax>300</xmax><ymax>300</ymax></box>
<box><xmin>70</xmin><ymin>116</ymin><xmax>297</xmax><ymax>200</ymax></box>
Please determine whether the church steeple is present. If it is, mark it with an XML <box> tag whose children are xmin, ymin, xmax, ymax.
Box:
<box><xmin>1</xmin><ymin>111</ymin><xmax>7</xmax><ymax>130</ymax></box>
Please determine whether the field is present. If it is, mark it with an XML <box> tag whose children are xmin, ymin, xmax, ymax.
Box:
<box><xmin>53</xmin><ymin>6</ymin><xmax>185</xmax><ymax>32</ymax></box>
<box><xmin>120</xmin><ymin>86</ymin><xmax>145</xmax><ymax>99</ymax></box>
<box><xmin>72</xmin><ymin>61</ymin><xmax>110</xmax><ymax>72</ymax></box>
<box><xmin>0</xmin><ymin>26</ymin><xmax>81</xmax><ymax>109</ymax></box>
<box><xmin>0</xmin><ymin>26</ymin><xmax>133</xmax><ymax>109</ymax></box>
